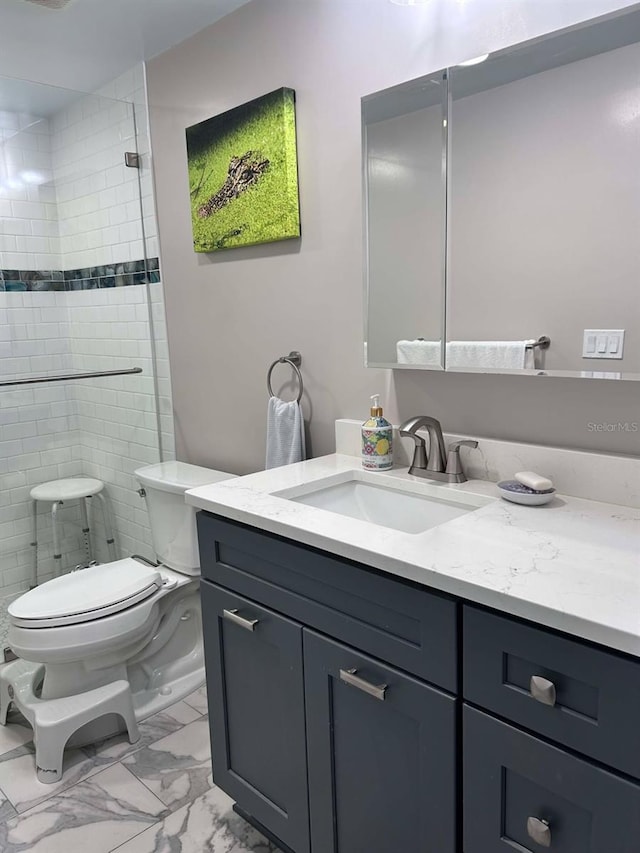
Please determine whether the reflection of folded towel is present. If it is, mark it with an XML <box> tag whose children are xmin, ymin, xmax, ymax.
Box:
<box><xmin>397</xmin><ymin>339</ymin><xmax>536</xmax><ymax>369</ymax></box>
<box><xmin>266</xmin><ymin>397</ymin><xmax>306</xmax><ymax>469</ymax></box>
<box><xmin>396</xmin><ymin>340</ymin><xmax>442</xmax><ymax>365</ymax></box>
<box><xmin>447</xmin><ymin>341</ymin><xmax>530</xmax><ymax>370</ymax></box>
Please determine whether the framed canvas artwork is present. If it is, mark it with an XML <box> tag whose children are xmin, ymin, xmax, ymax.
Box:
<box><xmin>186</xmin><ymin>87</ymin><xmax>301</xmax><ymax>252</ymax></box>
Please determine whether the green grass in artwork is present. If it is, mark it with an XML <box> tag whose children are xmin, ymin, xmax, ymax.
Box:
<box><xmin>186</xmin><ymin>88</ymin><xmax>300</xmax><ymax>252</ymax></box>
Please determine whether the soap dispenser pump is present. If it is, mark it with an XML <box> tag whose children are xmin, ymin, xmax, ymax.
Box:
<box><xmin>362</xmin><ymin>394</ymin><xmax>393</xmax><ymax>471</ymax></box>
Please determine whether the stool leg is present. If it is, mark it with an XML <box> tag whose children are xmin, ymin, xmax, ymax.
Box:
<box><xmin>34</xmin><ymin>730</ymin><xmax>65</xmax><ymax>784</ymax></box>
<box><xmin>120</xmin><ymin>703</ymin><xmax>140</xmax><ymax>746</ymax></box>
<box><xmin>30</xmin><ymin>500</ymin><xmax>38</xmax><ymax>589</ymax></box>
<box><xmin>80</xmin><ymin>498</ymin><xmax>93</xmax><ymax>564</ymax></box>
<box><xmin>51</xmin><ymin>501</ymin><xmax>63</xmax><ymax>577</ymax></box>
<box><xmin>95</xmin><ymin>492</ymin><xmax>117</xmax><ymax>562</ymax></box>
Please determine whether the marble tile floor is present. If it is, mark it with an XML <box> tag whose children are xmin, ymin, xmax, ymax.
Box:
<box><xmin>0</xmin><ymin>685</ymin><xmax>280</xmax><ymax>852</ymax></box>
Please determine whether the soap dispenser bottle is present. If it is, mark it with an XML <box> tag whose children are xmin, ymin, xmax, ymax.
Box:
<box><xmin>362</xmin><ymin>395</ymin><xmax>393</xmax><ymax>471</ymax></box>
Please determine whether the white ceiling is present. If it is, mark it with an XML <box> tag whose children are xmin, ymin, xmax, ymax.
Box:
<box><xmin>0</xmin><ymin>0</ymin><xmax>252</xmax><ymax>94</ymax></box>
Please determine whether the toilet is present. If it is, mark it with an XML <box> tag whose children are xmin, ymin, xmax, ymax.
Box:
<box><xmin>4</xmin><ymin>461</ymin><xmax>234</xmax><ymax>751</ymax></box>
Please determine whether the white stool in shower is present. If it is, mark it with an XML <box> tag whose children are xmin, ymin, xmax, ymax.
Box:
<box><xmin>30</xmin><ymin>478</ymin><xmax>116</xmax><ymax>586</ymax></box>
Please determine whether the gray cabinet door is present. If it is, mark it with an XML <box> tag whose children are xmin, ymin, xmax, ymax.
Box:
<box><xmin>464</xmin><ymin>705</ymin><xmax>640</xmax><ymax>853</ymax></box>
<box><xmin>304</xmin><ymin>629</ymin><xmax>457</xmax><ymax>853</ymax></box>
<box><xmin>201</xmin><ymin>581</ymin><xmax>310</xmax><ymax>853</ymax></box>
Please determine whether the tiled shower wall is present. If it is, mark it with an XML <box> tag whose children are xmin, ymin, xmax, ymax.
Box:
<box><xmin>0</xmin><ymin>292</ymin><xmax>83</xmax><ymax>592</ymax></box>
<box><xmin>0</xmin><ymin>65</ymin><xmax>175</xmax><ymax>594</ymax></box>
<box><xmin>67</xmin><ymin>284</ymin><xmax>167</xmax><ymax>567</ymax></box>
<box><xmin>0</xmin><ymin>113</ymin><xmax>59</xmax><ymax>272</ymax></box>
<box><xmin>51</xmin><ymin>73</ymin><xmax>145</xmax><ymax>271</ymax></box>
<box><xmin>0</xmin><ymin>284</ymin><xmax>172</xmax><ymax>593</ymax></box>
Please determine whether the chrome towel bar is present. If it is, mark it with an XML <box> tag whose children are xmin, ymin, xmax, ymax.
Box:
<box><xmin>527</xmin><ymin>336</ymin><xmax>551</xmax><ymax>350</ymax></box>
<box><xmin>0</xmin><ymin>367</ymin><xmax>143</xmax><ymax>388</ymax></box>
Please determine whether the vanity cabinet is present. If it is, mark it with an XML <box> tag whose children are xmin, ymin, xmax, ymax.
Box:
<box><xmin>199</xmin><ymin>513</ymin><xmax>458</xmax><ymax>853</ymax></box>
<box><xmin>198</xmin><ymin>513</ymin><xmax>640</xmax><ymax>853</ymax></box>
<box><xmin>203</xmin><ymin>579</ymin><xmax>456</xmax><ymax>853</ymax></box>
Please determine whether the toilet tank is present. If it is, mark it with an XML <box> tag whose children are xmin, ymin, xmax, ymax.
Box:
<box><xmin>134</xmin><ymin>462</ymin><xmax>236</xmax><ymax>575</ymax></box>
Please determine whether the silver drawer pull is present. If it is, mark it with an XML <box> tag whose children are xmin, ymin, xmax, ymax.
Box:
<box><xmin>527</xmin><ymin>816</ymin><xmax>551</xmax><ymax>847</ymax></box>
<box><xmin>223</xmin><ymin>608</ymin><xmax>259</xmax><ymax>632</ymax></box>
<box><xmin>530</xmin><ymin>675</ymin><xmax>557</xmax><ymax>707</ymax></box>
<box><xmin>339</xmin><ymin>668</ymin><xmax>387</xmax><ymax>701</ymax></box>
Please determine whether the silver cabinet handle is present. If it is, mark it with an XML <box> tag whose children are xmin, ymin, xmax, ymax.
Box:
<box><xmin>530</xmin><ymin>675</ymin><xmax>557</xmax><ymax>707</ymax></box>
<box><xmin>223</xmin><ymin>608</ymin><xmax>259</xmax><ymax>632</ymax></box>
<box><xmin>527</xmin><ymin>816</ymin><xmax>551</xmax><ymax>847</ymax></box>
<box><xmin>339</xmin><ymin>668</ymin><xmax>387</xmax><ymax>701</ymax></box>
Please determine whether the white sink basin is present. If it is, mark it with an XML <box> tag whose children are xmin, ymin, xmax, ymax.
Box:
<box><xmin>277</xmin><ymin>471</ymin><xmax>491</xmax><ymax>535</ymax></box>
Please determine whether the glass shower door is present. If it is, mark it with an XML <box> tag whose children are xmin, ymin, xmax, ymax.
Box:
<box><xmin>0</xmin><ymin>75</ymin><xmax>168</xmax><ymax>657</ymax></box>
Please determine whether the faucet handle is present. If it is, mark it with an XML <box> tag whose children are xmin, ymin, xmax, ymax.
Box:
<box><xmin>449</xmin><ymin>439</ymin><xmax>478</xmax><ymax>453</ymax></box>
<box><xmin>445</xmin><ymin>439</ymin><xmax>478</xmax><ymax>481</ymax></box>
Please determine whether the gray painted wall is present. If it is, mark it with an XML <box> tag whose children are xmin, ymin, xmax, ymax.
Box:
<box><xmin>146</xmin><ymin>0</ymin><xmax>640</xmax><ymax>474</ymax></box>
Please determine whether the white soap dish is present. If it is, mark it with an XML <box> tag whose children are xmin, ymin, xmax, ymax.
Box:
<box><xmin>498</xmin><ymin>480</ymin><xmax>556</xmax><ymax>506</ymax></box>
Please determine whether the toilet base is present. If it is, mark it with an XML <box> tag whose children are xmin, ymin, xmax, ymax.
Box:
<box><xmin>67</xmin><ymin>661</ymin><xmax>205</xmax><ymax>747</ymax></box>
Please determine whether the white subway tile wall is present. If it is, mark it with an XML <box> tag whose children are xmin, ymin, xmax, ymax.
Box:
<box><xmin>1</xmin><ymin>291</ymin><xmax>86</xmax><ymax>592</ymax></box>
<box><xmin>0</xmin><ymin>113</ymin><xmax>60</xmax><ymax>271</ymax></box>
<box><xmin>0</xmin><ymin>65</ymin><xmax>175</xmax><ymax>595</ymax></box>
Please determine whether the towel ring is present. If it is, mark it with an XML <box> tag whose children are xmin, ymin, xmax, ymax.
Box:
<box><xmin>267</xmin><ymin>351</ymin><xmax>303</xmax><ymax>404</ymax></box>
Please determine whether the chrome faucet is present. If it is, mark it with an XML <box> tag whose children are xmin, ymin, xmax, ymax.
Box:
<box><xmin>399</xmin><ymin>416</ymin><xmax>478</xmax><ymax>483</ymax></box>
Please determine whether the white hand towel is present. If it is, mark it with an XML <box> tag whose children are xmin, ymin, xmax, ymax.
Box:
<box><xmin>446</xmin><ymin>341</ymin><xmax>529</xmax><ymax>370</ymax></box>
<box><xmin>266</xmin><ymin>396</ymin><xmax>306</xmax><ymax>470</ymax></box>
<box><xmin>396</xmin><ymin>340</ymin><xmax>442</xmax><ymax>366</ymax></box>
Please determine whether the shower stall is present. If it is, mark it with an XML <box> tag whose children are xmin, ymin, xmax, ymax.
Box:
<box><xmin>0</xmin><ymin>69</ymin><xmax>174</xmax><ymax>655</ymax></box>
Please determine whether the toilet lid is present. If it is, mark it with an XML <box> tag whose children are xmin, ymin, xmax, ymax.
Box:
<box><xmin>9</xmin><ymin>559</ymin><xmax>164</xmax><ymax>627</ymax></box>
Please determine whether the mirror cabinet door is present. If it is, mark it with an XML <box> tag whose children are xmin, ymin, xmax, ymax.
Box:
<box><xmin>363</xmin><ymin>8</ymin><xmax>640</xmax><ymax>379</ymax></box>
<box><xmin>363</xmin><ymin>72</ymin><xmax>448</xmax><ymax>369</ymax></box>
<box><xmin>447</xmin><ymin>13</ymin><xmax>640</xmax><ymax>377</ymax></box>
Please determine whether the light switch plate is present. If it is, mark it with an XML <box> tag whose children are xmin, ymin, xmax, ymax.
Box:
<box><xmin>582</xmin><ymin>329</ymin><xmax>624</xmax><ymax>359</ymax></box>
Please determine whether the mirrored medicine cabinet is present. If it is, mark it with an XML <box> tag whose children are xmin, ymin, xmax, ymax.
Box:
<box><xmin>363</xmin><ymin>6</ymin><xmax>640</xmax><ymax>380</ymax></box>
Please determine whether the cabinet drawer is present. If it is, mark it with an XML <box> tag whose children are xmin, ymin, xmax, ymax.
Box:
<box><xmin>464</xmin><ymin>705</ymin><xmax>640</xmax><ymax>853</ymax></box>
<box><xmin>198</xmin><ymin>513</ymin><xmax>457</xmax><ymax>691</ymax></box>
<box><xmin>463</xmin><ymin>606</ymin><xmax>640</xmax><ymax>778</ymax></box>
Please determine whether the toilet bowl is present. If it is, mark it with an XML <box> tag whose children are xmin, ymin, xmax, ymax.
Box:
<box><xmin>6</xmin><ymin>461</ymin><xmax>235</xmax><ymax>744</ymax></box>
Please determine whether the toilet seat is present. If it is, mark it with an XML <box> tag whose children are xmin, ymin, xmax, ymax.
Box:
<box><xmin>9</xmin><ymin>559</ymin><xmax>164</xmax><ymax>629</ymax></box>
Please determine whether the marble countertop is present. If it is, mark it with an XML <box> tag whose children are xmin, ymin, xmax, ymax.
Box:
<box><xmin>186</xmin><ymin>454</ymin><xmax>640</xmax><ymax>658</ymax></box>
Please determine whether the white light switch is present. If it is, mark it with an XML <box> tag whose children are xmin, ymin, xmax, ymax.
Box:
<box><xmin>582</xmin><ymin>330</ymin><xmax>625</xmax><ymax>359</ymax></box>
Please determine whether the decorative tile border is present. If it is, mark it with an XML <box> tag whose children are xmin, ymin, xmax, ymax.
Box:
<box><xmin>0</xmin><ymin>257</ymin><xmax>160</xmax><ymax>292</ymax></box>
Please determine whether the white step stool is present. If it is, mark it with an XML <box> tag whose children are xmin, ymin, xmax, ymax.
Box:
<box><xmin>30</xmin><ymin>477</ymin><xmax>117</xmax><ymax>586</ymax></box>
<box><xmin>0</xmin><ymin>659</ymin><xmax>140</xmax><ymax>783</ymax></box>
